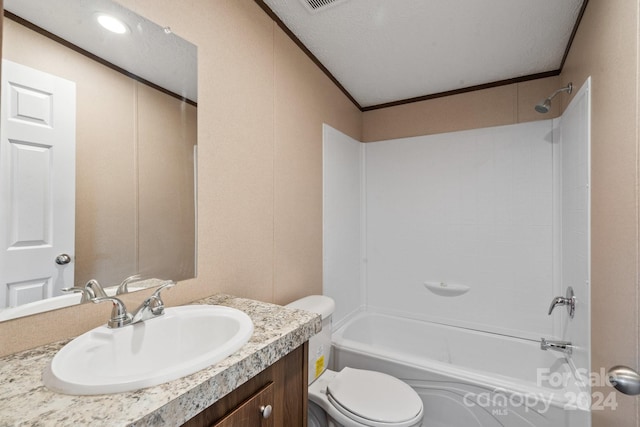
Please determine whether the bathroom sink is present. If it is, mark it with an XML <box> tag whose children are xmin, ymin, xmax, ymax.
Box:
<box><xmin>42</xmin><ymin>304</ymin><xmax>254</xmax><ymax>395</ymax></box>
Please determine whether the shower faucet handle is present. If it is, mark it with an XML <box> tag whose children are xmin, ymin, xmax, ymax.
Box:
<box><xmin>548</xmin><ymin>297</ymin><xmax>569</xmax><ymax>314</ymax></box>
<box><xmin>547</xmin><ymin>286</ymin><xmax>575</xmax><ymax>318</ymax></box>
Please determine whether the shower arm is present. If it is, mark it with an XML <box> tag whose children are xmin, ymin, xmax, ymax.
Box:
<box><xmin>545</xmin><ymin>83</ymin><xmax>573</xmax><ymax>102</ymax></box>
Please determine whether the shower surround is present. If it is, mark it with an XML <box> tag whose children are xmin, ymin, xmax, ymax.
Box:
<box><xmin>323</xmin><ymin>79</ymin><xmax>591</xmax><ymax>427</ymax></box>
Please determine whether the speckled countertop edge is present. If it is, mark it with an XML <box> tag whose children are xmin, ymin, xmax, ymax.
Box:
<box><xmin>0</xmin><ymin>294</ymin><xmax>321</xmax><ymax>427</ymax></box>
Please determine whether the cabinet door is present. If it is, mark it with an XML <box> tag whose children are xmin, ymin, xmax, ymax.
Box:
<box><xmin>182</xmin><ymin>343</ymin><xmax>307</xmax><ymax>427</ymax></box>
<box><xmin>213</xmin><ymin>382</ymin><xmax>274</xmax><ymax>427</ymax></box>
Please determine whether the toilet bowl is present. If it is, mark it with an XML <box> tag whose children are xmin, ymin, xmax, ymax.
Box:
<box><xmin>287</xmin><ymin>295</ymin><xmax>424</xmax><ymax>427</ymax></box>
<box><xmin>309</xmin><ymin>400</ymin><xmax>328</xmax><ymax>427</ymax></box>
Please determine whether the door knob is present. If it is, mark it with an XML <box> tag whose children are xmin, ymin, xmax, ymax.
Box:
<box><xmin>55</xmin><ymin>254</ymin><xmax>72</xmax><ymax>265</ymax></box>
<box><xmin>608</xmin><ymin>366</ymin><xmax>640</xmax><ymax>395</ymax></box>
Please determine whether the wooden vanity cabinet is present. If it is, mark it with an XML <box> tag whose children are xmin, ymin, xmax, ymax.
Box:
<box><xmin>183</xmin><ymin>343</ymin><xmax>308</xmax><ymax>427</ymax></box>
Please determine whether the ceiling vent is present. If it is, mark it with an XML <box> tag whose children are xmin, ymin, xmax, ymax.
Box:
<box><xmin>301</xmin><ymin>0</ymin><xmax>348</xmax><ymax>13</ymax></box>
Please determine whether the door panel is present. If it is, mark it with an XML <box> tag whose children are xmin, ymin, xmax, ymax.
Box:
<box><xmin>0</xmin><ymin>59</ymin><xmax>76</xmax><ymax>308</ymax></box>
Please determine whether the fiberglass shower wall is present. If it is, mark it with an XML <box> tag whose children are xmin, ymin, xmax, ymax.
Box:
<box><xmin>364</xmin><ymin>120</ymin><xmax>557</xmax><ymax>340</ymax></box>
<box><xmin>324</xmin><ymin>82</ymin><xmax>590</xmax><ymax>351</ymax></box>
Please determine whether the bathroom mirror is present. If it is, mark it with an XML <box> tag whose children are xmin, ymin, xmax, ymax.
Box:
<box><xmin>0</xmin><ymin>0</ymin><xmax>197</xmax><ymax>320</ymax></box>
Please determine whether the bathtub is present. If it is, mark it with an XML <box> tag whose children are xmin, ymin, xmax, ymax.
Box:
<box><xmin>331</xmin><ymin>312</ymin><xmax>590</xmax><ymax>427</ymax></box>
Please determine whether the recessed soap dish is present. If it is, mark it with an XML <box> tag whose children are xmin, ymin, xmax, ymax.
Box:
<box><xmin>424</xmin><ymin>281</ymin><xmax>470</xmax><ymax>297</ymax></box>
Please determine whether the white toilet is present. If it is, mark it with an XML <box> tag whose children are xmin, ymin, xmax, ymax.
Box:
<box><xmin>287</xmin><ymin>295</ymin><xmax>424</xmax><ymax>427</ymax></box>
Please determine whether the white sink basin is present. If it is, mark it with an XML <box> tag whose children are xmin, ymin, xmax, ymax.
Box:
<box><xmin>43</xmin><ymin>305</ymin><xmax>254</xmax><ymax>395</ymax></box>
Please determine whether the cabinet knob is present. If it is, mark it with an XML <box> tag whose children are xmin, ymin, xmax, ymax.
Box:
<box><xmin>260</xmin><ymin>405</ymin><xmax>272</xmax><ymax>419</ymax></box>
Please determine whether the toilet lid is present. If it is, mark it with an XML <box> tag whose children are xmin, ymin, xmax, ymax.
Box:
<box><xmin>326</xmin><ymin>367</ymin><xmax>423</xmax><ymax>424</ymax></box>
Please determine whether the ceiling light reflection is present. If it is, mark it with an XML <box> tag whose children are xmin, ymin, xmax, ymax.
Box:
<box><xmin>96</xmin><ymin>14</ymin><xmax>128</xmax><ymax>34</ymax></box>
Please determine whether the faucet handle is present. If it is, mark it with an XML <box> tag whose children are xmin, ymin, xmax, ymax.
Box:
<box><xmin>61</xmin><ymin>286</ymin><xmax>94</xmax><ymax>303</ymax></box>
<box><xmin>547</xmin><ymin>286</ymin><xmax>575</xmax><ymax>318</ymax></box>
<box><xmin>130</xmin><ymin>281</ymin><xmax>176</xmax><ymax>323</ymax></box>
<box><xmin>116</xmin><ymin>274</ymin><xmax>142</xmax><ymax>295</ymax></box>
<box><xmin>548</xmin><ymin>296</ymin><xmax>568</xmax><ymax>315</ymax></box>
<box><xmin>85</xmin><ymin>279</ymin><xmax>108</xmax><ymax>298</ymax></box>
<box><xmin>152</xmin><ymin>280</ymin><xmax>175</xmax><ymax>297</ymax></box>
<box><xmin>93</xmin><ymin>296</ymin><xmax>132</xmax><ymax>328</ymax></box>
<box><xmin>148</xmin><ymin>281</ymin><xmax>175</xmax><ymax>315</ymax></box>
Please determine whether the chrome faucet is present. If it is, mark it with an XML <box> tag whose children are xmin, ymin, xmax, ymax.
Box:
<box><xmin>540</xmin><ymin>338</ymin><xmax>573</xmax><ymax>355</ymax></box>
<box><xmin>62</xmin><ymin>279</ymin><xmax>107</xmax><ymax>302</ymax></box>
<box><xmin>116</xmin><ymin>274</ymin><xmax>142</xmax><ymax>295</ymax></box>
<box><xmin>61</xmin><ymin>286</ymin><xmax>94</xmax><ymax>303</ymax></box>
<box><xmin>130</xmin><ymin>281</ymin><xmax>175</xmax><ymax>324</ymax></box>
<box><xmin>85</xmin><ymin>279</ymin><xmax>108</xmax><ymax>299</ymax></box>
<box><xmin>93</xmin><ymin>281</ymin><xmax>175</xmax><ymax>328</ymax></box>
<box><xmin>93</xmin><ymin>296</ymin><xmax>133</xmax><ymax>328</ymax></box>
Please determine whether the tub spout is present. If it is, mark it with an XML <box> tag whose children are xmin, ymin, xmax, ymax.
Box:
<box><xmin>540</xmin><ymin>338</ymin><xmax>572</xmax><ymax>355</ymax></box>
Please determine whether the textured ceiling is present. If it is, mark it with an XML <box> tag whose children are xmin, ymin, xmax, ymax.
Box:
<box><xmin>4</xmin><ymin>0</ymin><xmax>197</xmax><ymax>103</ymax></box>
<box><xmin>262</xmin><ymin>0</ymin><xmax>585</xmax><ymax>108</ymax></box>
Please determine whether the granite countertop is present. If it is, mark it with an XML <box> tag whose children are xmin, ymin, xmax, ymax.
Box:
<box><xmin>0</xmin><ymin>294</ymin><xmax>321</xmax><ymax>426</ymax></box>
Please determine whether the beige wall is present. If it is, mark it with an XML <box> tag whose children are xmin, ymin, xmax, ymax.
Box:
<box><xmin>0</xmin><ymin>0</ymin><xmax>361</xmax><ymax>355</ymax></box>
<box><xmin>362</xmin><ymin>76</ymin><xmax>563</xmax><ymax>141</ymax></box>
<box><xmin>137</xmin><ymin>84</ymin><xmax>197</xmax><ymax>281</ymax></box>
<box><xmin>561</xmin><ymin>1</ymin><xmax>639</xmax><ymax>426</ymax></box>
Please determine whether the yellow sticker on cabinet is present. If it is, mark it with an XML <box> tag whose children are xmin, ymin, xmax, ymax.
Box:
<box><xmin>314</xmin><ymin>355</ymin><xmax>325</xmax><ymax>379</ymax></box>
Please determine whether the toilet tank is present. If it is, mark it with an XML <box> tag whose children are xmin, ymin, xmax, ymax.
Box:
<box><xmin>286</xmin><ymin>295</ymin><xmax>335</xmax><ymax>385</ymax></box>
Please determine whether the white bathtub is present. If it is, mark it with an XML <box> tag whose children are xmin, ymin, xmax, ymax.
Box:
<box><xmin>332</xmin><ymin>312</ymin><xmax>590</xmax><ymax>427</ymax></box>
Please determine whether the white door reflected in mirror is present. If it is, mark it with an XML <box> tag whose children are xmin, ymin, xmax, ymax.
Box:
<box><xmin>0</xmin><ymin>59</ymin><xmax>76</xmax><ymax>309</ymax></box>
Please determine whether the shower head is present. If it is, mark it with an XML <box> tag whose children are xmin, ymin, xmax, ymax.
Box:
<box><xmin>534</xmin><ymin>82</ymin><xmax>573</xmax><ymax>114</ymax></box>
<box><xmin>535</xmin><ymin>99</ymin><xmax>552</xmax><ymax>114</ymax></box>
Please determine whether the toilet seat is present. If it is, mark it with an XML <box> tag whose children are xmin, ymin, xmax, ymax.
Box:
<box><xmin>289</xmin><ymin>296</ymin><xmax>424</xmax><ymax>426</ymax></box>
<box><xmin>310</xmin><ymin>368</ymin><xmax>424</xmax><ymax>427</ymax></box>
